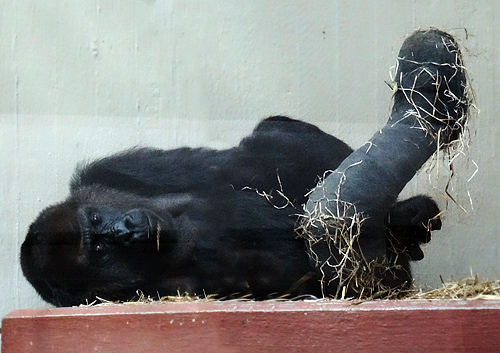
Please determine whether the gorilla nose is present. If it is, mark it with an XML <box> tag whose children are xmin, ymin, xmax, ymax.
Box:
<box><xmin>113</xmin><ymin>221</ymin><xmax>131</xmax><ymax>236</ymax></box>
<box><xmin>115</xmin><ymin>210</ymin><xmax>151</xmax><ymax>242</ymax></box>
<box><xmin>124</xmin><ymin>209</ymin><xmax>149</xmax><ymax>229</ymax></box>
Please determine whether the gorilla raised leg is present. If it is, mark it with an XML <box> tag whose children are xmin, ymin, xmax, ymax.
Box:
<box><xmin>303</xmin><ymin>29</ymin><xmax>467</xmax><ymax>298</ymax></box>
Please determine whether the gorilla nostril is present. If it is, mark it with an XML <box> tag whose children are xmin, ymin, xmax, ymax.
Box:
<box><xmin>124</xmin><ymin>216</ymin><xmax>135</xmax><ymax>231</ymax></box>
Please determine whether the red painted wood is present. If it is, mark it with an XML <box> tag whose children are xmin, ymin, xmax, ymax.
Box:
<box><xmin>3</xmin><ymin>300</ymin><xmax>500</xmax><ymax>353</ymax></box>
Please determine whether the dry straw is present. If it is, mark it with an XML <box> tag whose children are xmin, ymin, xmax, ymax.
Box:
<box><xmin>81</xmin><ymin>277</ymin><xmax>500</xmax><ymax>307</ymax></box>
<box><xmin>407</xmin><ymin>277</ymin><xmax>500</xmax><ymax>300</ymax></box>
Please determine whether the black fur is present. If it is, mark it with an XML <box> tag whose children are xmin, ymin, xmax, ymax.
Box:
<box><xmin>21</xmin><ymin>116</ymin><xmax>440</xmax><ymax>306</ymax></box>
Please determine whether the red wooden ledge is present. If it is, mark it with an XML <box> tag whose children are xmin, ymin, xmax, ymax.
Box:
<box><xmin>3</xmin><ymin>300</ymin><xmax>500</xmax><ymax>353</ymax></box>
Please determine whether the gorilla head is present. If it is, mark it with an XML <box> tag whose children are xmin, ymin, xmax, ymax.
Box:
<box><xmin>21</xmin><ymin>186</ymin><xmax>196</xmax><ymax>306</ymax></box>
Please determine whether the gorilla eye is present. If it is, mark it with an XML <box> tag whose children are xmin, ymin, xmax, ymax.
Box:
<box><xmin>90</xmin><ymin>212</ymin><xmax>102</xmax><ymax>227</ymax></box>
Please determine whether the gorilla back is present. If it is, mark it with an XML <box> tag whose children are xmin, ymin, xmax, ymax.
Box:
<box><xmin>21</xmin><ymin>117</ymin><xmax>439</xmax><ymax>306</ymax></box>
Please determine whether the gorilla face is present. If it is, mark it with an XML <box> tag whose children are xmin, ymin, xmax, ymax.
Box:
<box><xmin>21</xmin><ymin>187</ymin><xmax>194</xmax><ymax>306</ymax></box>
<box><xmin>79</xmin><ymin>205</ymin><xmax>153</xmax><ymax>249</ymax></box>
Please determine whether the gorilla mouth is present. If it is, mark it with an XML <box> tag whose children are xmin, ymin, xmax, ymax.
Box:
<box><xmin>128</xmin><ymin>211</ymin><xmax>162</xmax><ymax>251</ymax></box>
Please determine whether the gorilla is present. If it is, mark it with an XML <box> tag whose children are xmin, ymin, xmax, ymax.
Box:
<box><xmin>21</xmin><ymin>116</ymin><xmax>441</xmax><ymax>307</ymax></box>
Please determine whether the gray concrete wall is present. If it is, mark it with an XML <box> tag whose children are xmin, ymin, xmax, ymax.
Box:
<box><xmin>1</xmin><ymin>1</ymin><xmax>498</xmax><ymax>318</ymax></box>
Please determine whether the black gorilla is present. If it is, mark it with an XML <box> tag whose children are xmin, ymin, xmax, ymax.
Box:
<box><xmin>21</xmin><ymin>116</ymin><xmax>440</xmax><ymax>307</ymax></box>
